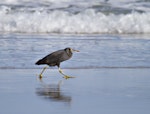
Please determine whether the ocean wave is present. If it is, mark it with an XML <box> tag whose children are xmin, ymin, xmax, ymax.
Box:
<box><xmin>0</xmin><ymin>2</ymin><xmax>150</xmax><ymax>34</ymax></box>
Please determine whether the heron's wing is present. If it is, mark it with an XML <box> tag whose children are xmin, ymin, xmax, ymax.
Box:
<box><xmin>42</xmin><ymin>50</ymin><xmax>66</xmax><ymax>65</ymax></box>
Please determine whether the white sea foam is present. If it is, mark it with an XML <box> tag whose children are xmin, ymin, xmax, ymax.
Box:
<box><xmin>0</xmin><ymin>8</ymin><xmax>150</xmax><ymax>34</ymax></box>
<box><xmin>0</xmin><ymin>0</ymin><xmax>150</xmax><ymax>34</ymax></box>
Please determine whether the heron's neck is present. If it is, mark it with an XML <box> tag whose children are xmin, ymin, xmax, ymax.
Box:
<box><xmin>66</xmin><ymin>51</ymin><xmax>72</xmax><ymax>57</ymax></box>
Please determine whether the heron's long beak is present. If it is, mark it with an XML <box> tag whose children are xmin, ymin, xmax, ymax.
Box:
<box><xmin>72</xmin><ymin>49</ymin><xmax>79</xmax><ymax>52</ymax></box>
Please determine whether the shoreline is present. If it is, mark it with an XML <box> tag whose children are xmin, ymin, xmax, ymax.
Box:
<box><xmin>0</xmin><ymin>66</ymin><xmax>150</xmax><ymax>69</ymax></box>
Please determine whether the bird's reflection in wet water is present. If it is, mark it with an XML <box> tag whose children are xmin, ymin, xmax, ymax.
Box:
<box><xmin>36</xmin><ymin>79</ymin><xmax>71</xmax><ymax>103</ymax></box>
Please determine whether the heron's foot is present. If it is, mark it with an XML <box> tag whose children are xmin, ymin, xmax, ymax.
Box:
<box><xmin>63</xmin><ymin>75</ymin><xmax>75</xmax><ymax>79</ymax></box>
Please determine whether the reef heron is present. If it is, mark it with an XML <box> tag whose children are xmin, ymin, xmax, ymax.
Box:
<box><xmin>35</xmin><ymin>47</ymin><xmax>79</xmax><ymax>79</ymax></box>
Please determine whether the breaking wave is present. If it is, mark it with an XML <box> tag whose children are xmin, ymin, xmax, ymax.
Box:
<box><xmin>0</xmin><ymin>0</ymin><xmax>150</xmax><ymax>34</ymax></box>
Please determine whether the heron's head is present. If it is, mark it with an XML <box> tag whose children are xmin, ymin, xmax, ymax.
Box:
<box><xmin>65</xmin><ymin>48</ymin><xmax>79</xmax><ymax>54</ymax></box>
<box><xmin>66</xmin><ymin>47</ymin><xmax>79</xmax><ymax>53</ymax></box>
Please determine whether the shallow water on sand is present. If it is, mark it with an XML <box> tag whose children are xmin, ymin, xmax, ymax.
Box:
<box><xmin>0</xmin><ymin>69</ymin><xmax>150</xmax><ymax>114</ymax></box>
<box><xmin>0</xmin><ymin>34</ymin><xmax>150</xmax><ymax>69</ymax></box>
<box><xmin>0</xmin><ymin>34</ymin><xmax>150</xmax><ymax>114</ymax></box>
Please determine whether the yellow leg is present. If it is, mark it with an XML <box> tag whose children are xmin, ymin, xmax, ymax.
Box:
<box><xmin>58</xmin><ymin>67</ymin><xmax>75</xmax><ymax>79</ymax></box>
<box><xmin>39</xmin><ymin>66</ymin><xmax>47</xmax><ymax>78</ymax></box>
<box><xmin>58</xmin><ymin>67</ymin><xmax>66</xmax><ymax>76</ymax></box>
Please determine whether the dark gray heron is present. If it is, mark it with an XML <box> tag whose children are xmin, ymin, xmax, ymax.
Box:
<box><xmin>35</xmin><ymin>47</ymin><xmax>79</xmax><ymax>79</ymax></box>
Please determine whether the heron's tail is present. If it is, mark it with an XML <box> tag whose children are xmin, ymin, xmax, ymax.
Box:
<box><xmin>35</xmin><ymin>59</ymin><xmax>45</xmax><ymax>65</ymax></box>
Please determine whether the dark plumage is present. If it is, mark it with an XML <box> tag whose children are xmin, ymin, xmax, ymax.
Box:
<box><xmin>35</xmin><ymin>47</ymin><xmax>79</xmax><ymax>79</ymax></box>
<box><xmin>36</xmin><ymin>48</ymin><xmax>73</xmax><ymax>67</ymax></box>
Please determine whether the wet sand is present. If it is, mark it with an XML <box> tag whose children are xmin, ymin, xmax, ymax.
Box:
<box><xmin>0</xmin><ymin>68</ymin><xmax>150</xmax><ymax>114</ymax></box>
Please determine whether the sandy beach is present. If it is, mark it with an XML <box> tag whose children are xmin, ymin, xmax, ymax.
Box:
<box><xmin>0</xmin><ymin>68</ymin><xmax>150</xmax><ymax>114</ymax></box>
